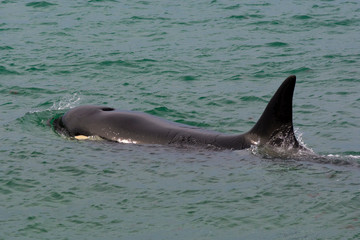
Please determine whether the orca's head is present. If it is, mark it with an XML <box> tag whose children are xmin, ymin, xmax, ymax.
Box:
<box><xmin>61</xmin><ymin>105</ymin><xmax>117</xmax><ymax>136</ymax></box>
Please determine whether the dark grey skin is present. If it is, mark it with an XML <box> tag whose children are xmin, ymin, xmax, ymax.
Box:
<box><xmin>52</xmin><ymin>75</ymin><xmax>301</xmax><ymax>150</ymax></box>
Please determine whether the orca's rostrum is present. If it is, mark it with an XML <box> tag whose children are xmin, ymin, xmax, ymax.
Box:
<box><xmin>51</xmin><ymin>75</ymin><xmax>302</xmax><ymax>150</ymax></box>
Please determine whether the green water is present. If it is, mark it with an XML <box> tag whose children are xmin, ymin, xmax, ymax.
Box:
<box><xmin>1</xmin><ymin>0</ymin><xmax>360</xmax><ymax>239</ymax></box>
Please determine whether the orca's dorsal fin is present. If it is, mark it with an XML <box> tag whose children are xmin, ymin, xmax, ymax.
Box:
<box><xmin>248</xmin><ymin>75</ymin><xmax>299</xmax><ymax>147</ymax></box>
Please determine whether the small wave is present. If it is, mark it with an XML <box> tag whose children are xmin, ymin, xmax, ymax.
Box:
<box><xmin>25</xmin><ymin>1</ymin><xmax>57</xmax><ymax>8</ymax></box>
<box><xmin>20</xmin><ymin>94</ymin><xmax>82</xmax><ymax>139</ymax></box>
<box><xmin>286</xmin><ymin>67</ymin><xmax>312</xmax><ymax>75</ymax></box>
<box><xmin>0</xmin><ymin>65</ymin><xmax>20</xmax><ymax>75</ymax></box>
<box><xmin>180</xmin><ymin>75</ymin><xmax>197</xmax><ymax>81</ymax></box>
<box><xmin>228</xmin><ymin>15</ymin><xmax>249</xmax><ymax>20</ymax></box>
<box><xmin>326</xmin><ymin>154</ymin><xmax>360</xmax><ymax>160</ymax></box>
<box><xmin>265</xmin><ymin>42</ymin><xmax>289</xmax><ymax>48</ymax></box>
<box><xmin>223</xmin><ymin>4</ymin><xmax>241</xmax><ymax>10</ymax></box>
<box><xmin>240</xmin><ymin>96</ymin><xmax>267</xmax><ymax>103</ymax></box>
<box><xmin>98</xmin><ymin>60</ymin><xmax>136</xmax><ymax>68</ymax></box>
<box><xmin>0</xmin><ymin>46</ymin><xmax>13</xmax><ymax>50</ymax></box>
<box><xmin>292</xmin><ymin>15</ymin><xmax>313</xmax><ymax>20</ymax></box>
<box><xmin>145</xmin><ymin>106</ymin><xmax>174</xmax><ymax>115</ymax></box>
<box><xmin>89</xmin><ymin>0</ymin><xmax>118</xmax><ymax>2</ymax></box>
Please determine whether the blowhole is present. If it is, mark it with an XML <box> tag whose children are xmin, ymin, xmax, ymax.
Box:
<box><xmin>102</xmin><ymin>107</ymin><xmax>115</xmax><ymax>111</ymax></box>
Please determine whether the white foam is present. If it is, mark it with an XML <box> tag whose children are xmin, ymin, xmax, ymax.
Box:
<box><xmin>327</xmin><ymin>154</ymin><xmax>360</xmax><ymax>159</ymax></box>
<box><xmin>116</xmin><ymin>138</ymin><xmax>138</xmax><ymax>144</ymax></box>
<box><xmin>50</xmin><ymin>93</ymin><xmax>81</xmax><ymax>111</ymax></box>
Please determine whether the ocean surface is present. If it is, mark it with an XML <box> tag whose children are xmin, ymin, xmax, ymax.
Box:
<box><xmin>1</xmin><ymin>0</ymin><xmax>360</xmax><ymax>239</ymax></box>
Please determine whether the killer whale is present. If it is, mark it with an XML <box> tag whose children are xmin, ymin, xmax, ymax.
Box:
<box><xmin>51</xmin><ymin>75</ymin><xmax>301</xmax><ymax>150</ymax></box>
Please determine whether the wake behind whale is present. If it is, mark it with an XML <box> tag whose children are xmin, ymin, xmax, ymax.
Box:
<box><xmin>50</xmin><ymin>75</ymin><xmax>309</xmax><ymax>153</ymax></box>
